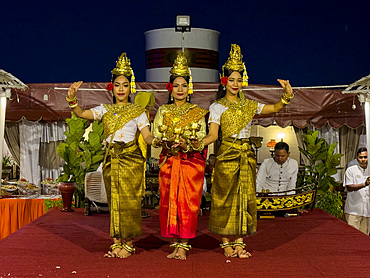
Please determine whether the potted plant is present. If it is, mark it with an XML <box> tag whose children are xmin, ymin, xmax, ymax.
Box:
<box><xmin>2</xmin><ymin>155</ymin><xmax>13</xmax><ymax>180</ymax></box>
<box><xmin>298</xmin><ymin>130</ymin><xmax>343</xmax><ymax>218</ymax></box>
<box><xmin>56</xmin><ymin>113</ymin><xmax>105</xmax><ymax>211</ymax></box>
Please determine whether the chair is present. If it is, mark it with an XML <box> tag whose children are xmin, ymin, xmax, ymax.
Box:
<box><xmin>84</xmin><ymin>171</ymin><xmax>108</xmax><ymax>216</ymax></box>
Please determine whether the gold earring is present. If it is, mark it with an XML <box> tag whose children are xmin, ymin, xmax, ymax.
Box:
<box><xmin>171</xmin><ymin>94</ymin><xmax>173</xmax><ymax>101</ymax></box>
<box><xmin>187</xmin><ymin>95</ymin><xmax>190</xmax><ymax>101</ymax></box>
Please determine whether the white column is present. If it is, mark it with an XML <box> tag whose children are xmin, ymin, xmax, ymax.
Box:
<box><xmin>0</xmin><ymin>88</ymin><xmax>10</xmax><ymax>185</ymax></box>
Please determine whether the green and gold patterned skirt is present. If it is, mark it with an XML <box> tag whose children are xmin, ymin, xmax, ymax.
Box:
<box><xmin>103</xmin><ymin>141</ymin><xmax>145</xmax><ymax>239</ymax></box>
<box><xmin>209</xmin><ymin>138</ymin><xmax>257</xmax><ymax>236</ymax></box>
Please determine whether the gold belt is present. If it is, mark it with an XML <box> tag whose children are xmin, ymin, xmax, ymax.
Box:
<box><xmin>223</xmin><ymin>139</ymin><xmax>251</xmax><ymax>151</ymax></box>
<box><xmin>108</xmin><ymin>141</ymin><xmax>137</xmax><ymax>157</ymax></box>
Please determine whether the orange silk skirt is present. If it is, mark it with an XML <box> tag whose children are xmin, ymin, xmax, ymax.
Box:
<box><xmin>159</xmin><ymin>150</ymin><xmax>206</xmax><ymax>239</ymax></box>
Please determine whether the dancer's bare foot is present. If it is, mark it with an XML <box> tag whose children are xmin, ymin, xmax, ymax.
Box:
<box><xmin>220</xmin><ymin>241</ymin><xmax>236</xmax><ymax>257</ymax></box>
<box><xmin>167</xmin><ymin>242</ymin><xmax>179</xmax><ymax>259</ymax></box>
<box><xmin>167</xmin><ymin>247</ymin><xmax>179</xmax><ymax>259</ymax></box>
<box><xmin>224</xmin><ymin>246</ymin><xmax>237</xmax><ymax>258</ymax></box>
<box><xmin>104</xmin><ymin>243</ymin><xmax>122</xmax><ymax>258</ymax></box>
<box><xmin>175</xmin><ymin>242</ymin><xmax>191</xmax><ymax>260</ymax></box>
<box><xmin>116</xmin><ymin>242</ymin><xmax>136</xmax><ymax>258</ymax></box>
<box><xmin>116</xmin><ymin>248</ymin><xmax>133</xmax><ymax>258</ymax></box>
<box><xmin>175</xmin><ymin>247</ymin><xmax>187</xmax><ymax>260</ymax></box>
<box><xmin>234</xmin><ymin>242</ymin><xmax>251</xmax><ymax>259</ymax></box>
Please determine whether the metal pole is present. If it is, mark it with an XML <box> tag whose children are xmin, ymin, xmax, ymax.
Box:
<box><xmin>365</xmin><ymin>97</ymin><xmax>370</xmax><ymax>173</ymax></box>
<box><xmin>182</xmin><ymin>32</ymin><xmax>185</xmax><ymax>52</ymax></box>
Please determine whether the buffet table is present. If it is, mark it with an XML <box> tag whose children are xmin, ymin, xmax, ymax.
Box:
<box><xmin>0</xmin><ymin>198</ymin><xmax>46</xmax><ymax>240</ymax></box>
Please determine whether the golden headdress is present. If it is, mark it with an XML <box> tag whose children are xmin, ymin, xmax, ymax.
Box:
<box><xmin>169</xmin><ymin>51</ymin><xmax>193</xmax><ymax>94</ymax></box>
<box><xmin>222</xmin><ymin>44</ymin><xmax>249</xmax><ymax>86</ymax></box>
<box><xmin>111</xmin><ymin>53</ymin><xmax>136</xmax><ymax>93</ymax></box>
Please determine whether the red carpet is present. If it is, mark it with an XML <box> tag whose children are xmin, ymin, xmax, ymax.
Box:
<box><xmin>0</xmin><ymin>208</ymin><xmax>370</xmax><ymax>278</ymax></box>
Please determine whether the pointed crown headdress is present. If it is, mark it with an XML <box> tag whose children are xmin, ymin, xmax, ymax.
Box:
<box><xmin>169</xmin><ymin>51</ymin><xmax>193</xmax><ymax>94</ymax></box>
<box><xmin>111</xmin><ymin>52</ymin><xmax>136</xmax><ymax>93</ymax></box>
<box><xmin>222</xmin><ymin>44</ymin><xmax>249</xmax><ymax>86</ymax></box>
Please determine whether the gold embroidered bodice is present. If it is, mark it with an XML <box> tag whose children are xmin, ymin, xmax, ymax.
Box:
<box><xmin>217</xmin><ymin>98</ymin><xmax>258</xmax><ymax>139</ymax></box>
<box><xmin>102</xmin><ymin>103</ymin><xmax>145</xmax><ymax>139</ymax></box>
<box><xmin>153</xmin><ymin>102</ymin><xmax>208</xmax><ymax>140</ymax></box>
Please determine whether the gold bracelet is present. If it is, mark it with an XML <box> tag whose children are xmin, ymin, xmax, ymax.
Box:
<box><xmin>152</xmin><ymin>137</ymin><xmax>159</xmax><ymax>148</ymax></box>
<box><xmin>66</xmin><ymin>96</ymin><xmax>77</xmax><ymax>103</ymax></box>
<box><xmin>182</xmin><ymin>144</ymin><xmax>192</xmax><ymax>153</ymax></box>
<box><xmin>282</xmin><ymin>91</ymin><xmax>294</xmax><ymax>100</ymax></box>
<box><xmin>281</xmin><ymin>97</ymin><xmax>290</xmax><ymax>105</ymax></box>
<box><xmin>192</xmin><ymin>140</ymin><xmax>204</xmax><ymax>152</ymax></box>
<box><xmin>69</xmin><ymin>101</ymin><xmax>78</xmax><ymax>109</ymax></box>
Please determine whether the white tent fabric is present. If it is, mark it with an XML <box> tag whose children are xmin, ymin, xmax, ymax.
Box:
<box><xmin>20</xmin><ymin>119</ymin><xmax>43</xmax><ymax>185</ymax></box>
<box><xmin>41</xmin><ymin>121</ymin><xmax>67</xmax><ymax>143</ymax></box>
<box><xmin>19</xmin><ymin>119</ymin><xmax>67</xmax><ymax>185</ymax></box>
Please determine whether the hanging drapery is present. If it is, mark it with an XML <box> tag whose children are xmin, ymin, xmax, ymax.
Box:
<box><xmin>6</xmin><ymin>83</ymin><xmax>365</xmax><ymax>129</ymax></box>
<box><xmin>294</xmin><ymin>124</ymin><xmax>365</xmax><ymax>182</ymax></box>
<box><xmin>5</xmin><ymin>82</ymin><xmax>366</xmax><ymax>185</ymax></box>
<box><xmin>4</xmin><ymin>122</ymin><xmax>20</xmax><ymax>166</ymax></box>
<box><xmin>19</xmin><ymin>119</ymin><xmax>67</xmax><ymax>184</ymax></box>
<box><xmin>39</xmin><ymin>120</ymin><xmax>67</xmax><ymax>181</ymax></box>
<box><xmin>339</xmin><ymin>126</ymin><xmax>365</xmax><ymax>168</ymax></box>
<box><xmin>19</xmin><ymin>119</ymin><xmax>43</xmax><ymax>184</ymax></box>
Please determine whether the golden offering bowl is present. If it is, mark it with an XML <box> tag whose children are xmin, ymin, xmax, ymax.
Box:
<box><xmin>158</xmin><ymin>125</ymin><xmax>168</xmax><ymax>141</ymax></box>
<box><xmin>188</xmin><ymin>122</ymin><xmax>201</xmax><ymax>139</ymax></box>
<box><xmin>173</xmin><ymin>127</ymin><xmax>183</xmax><ymax>143</ymax></box>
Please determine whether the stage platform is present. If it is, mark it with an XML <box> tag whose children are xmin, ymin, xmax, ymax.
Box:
<box><xmin>0</xmin><ymin>208</ymin><xmax>370</xmax><ymax>278</ymax></box>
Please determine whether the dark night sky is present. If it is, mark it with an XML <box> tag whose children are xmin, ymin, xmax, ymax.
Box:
<box><xmin>1</xmin><ymin>0</ymin><xmax>370</xmax><ymax>86</ymax></box>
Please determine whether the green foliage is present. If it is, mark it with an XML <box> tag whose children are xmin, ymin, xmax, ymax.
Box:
<box><xmin>315</xmin><ymin>191</ymin><xmax>344</xmax><ymax>219</ymax></box>
<box><xmin>43</xmin><ymin>198</ymin><xmax>64</xmax><ymax>212</ymax></box>
<box><xmin>2</xmin><ymin>155</ymin><xmax>13</xmax><ymax>167</ymax></box>
<box><xmin>56</xmin><ymin>113</ymin><xmax>105</xmax><ymax>207</ymax></box>
<box><xmin>298</xmin><ymin>130</ymin><xmax>344</xmax><ymax>217</ymax></box>
<box><xmin>298</xmin><ymin>130</ymin><xmax>343</xmax><ymax>192</ymax></box>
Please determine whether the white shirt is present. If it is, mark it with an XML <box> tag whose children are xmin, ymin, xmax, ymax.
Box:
<box><xmin>344</xmin><ymin>165</ymin><xmax>370</xmax><ymax>217</ymax></box>
<box><xmin>256</xmin><ymin>157</ymin><xmax>298</xmax><ymax>194</ymax></box>
<box><xmin>91</xmin><ymin>104</ymin><xmax>149</xmax><ymax>143</ymax></box>
<box><xmin>208</xmin><ymin>101</ymin><xmax>264</xmax><ymax>138</ymax></box>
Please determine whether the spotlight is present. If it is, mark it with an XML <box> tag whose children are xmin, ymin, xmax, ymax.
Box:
<box><xmin>175</xmin><ymin>15</ymin><xmax>191</xmax><ymax>32</ymax></box>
